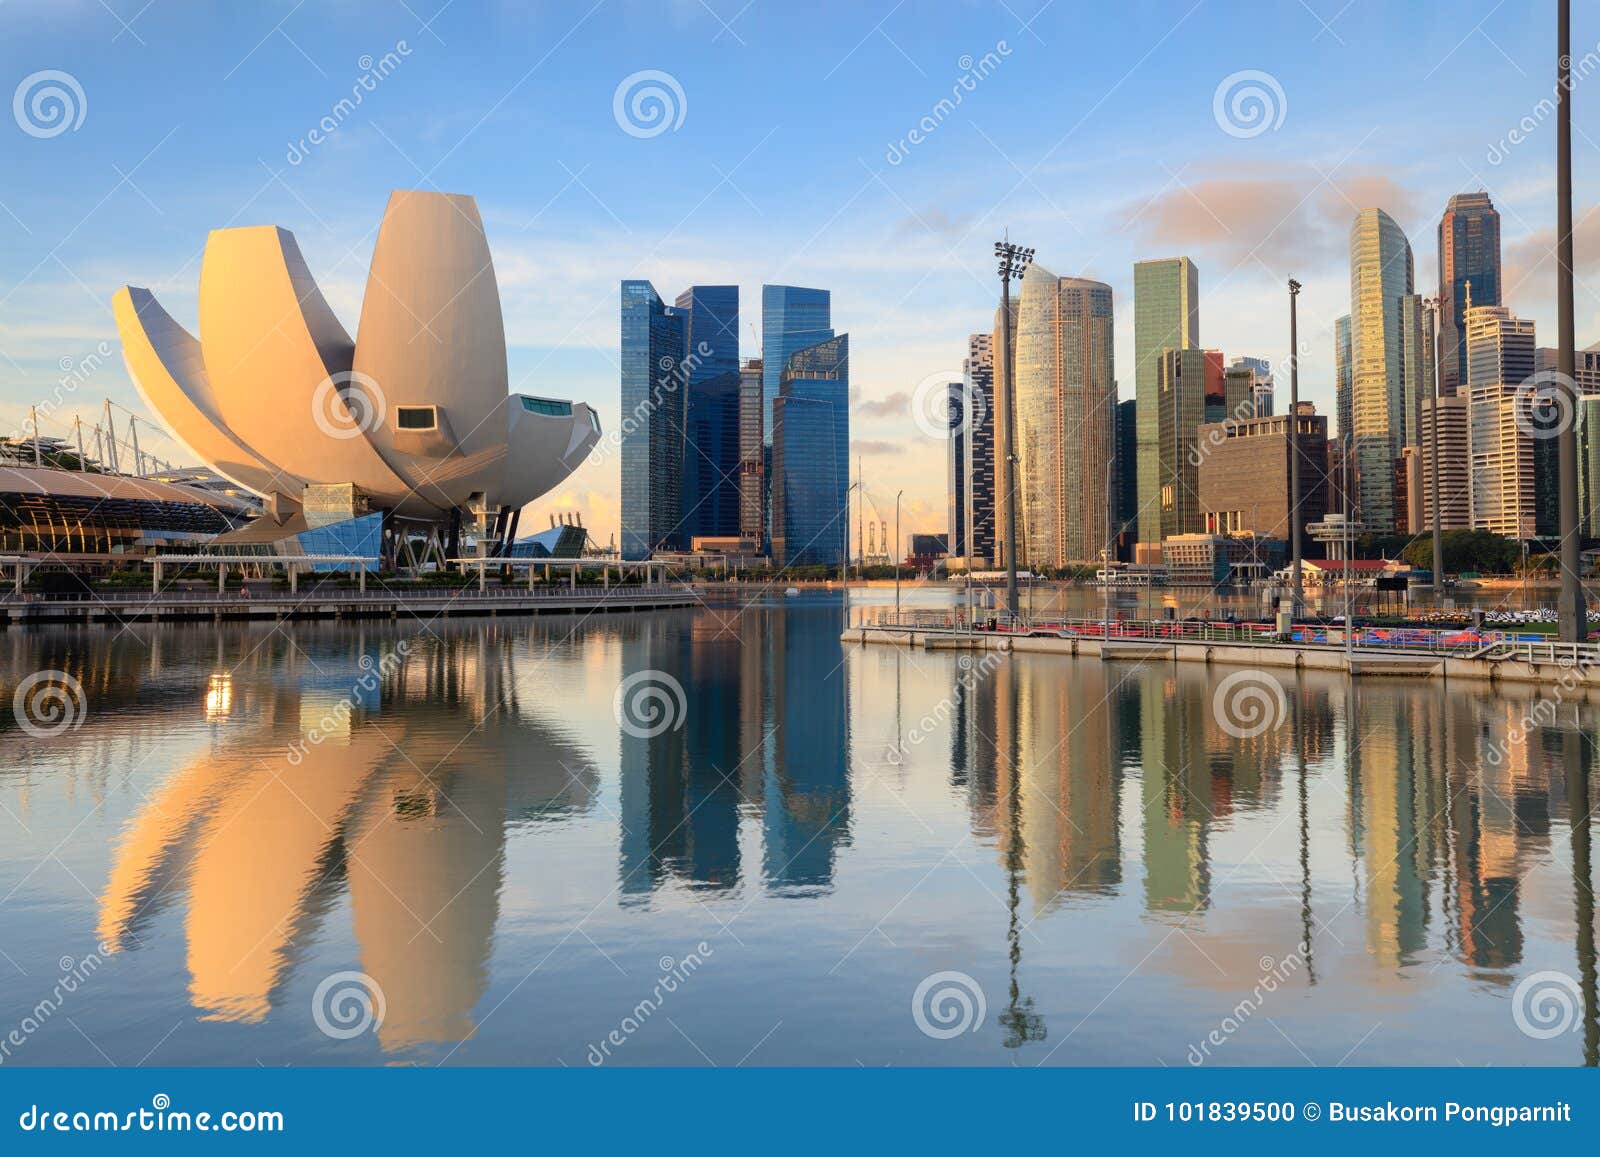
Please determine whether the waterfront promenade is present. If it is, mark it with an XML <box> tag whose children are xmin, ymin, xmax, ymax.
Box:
<box><xmin>0</xmin><ymin>583</ymin><xmax>698</xmax><ymax>625</ymax></box>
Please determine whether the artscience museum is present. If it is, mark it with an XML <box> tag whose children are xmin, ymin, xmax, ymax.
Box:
<box><xmin>112</xmin><ymin>189</ymin><xmax>599</xmax><ymax>562</ymax></box>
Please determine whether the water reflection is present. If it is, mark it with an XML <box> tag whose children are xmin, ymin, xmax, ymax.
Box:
<box><xmin>90</xmin><ymin>627</ymin><xmax>597</xmax><ymax>1052</ymax></box>
<box><xmin>0</xmin><ymin>599</ymin><xmax>1596</xmax><ymax>1065</ymax></box>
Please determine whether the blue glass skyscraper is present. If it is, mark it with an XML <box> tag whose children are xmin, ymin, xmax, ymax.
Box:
<box><xmin>674</xmin><ymin>285</ymin><xmax>742</xmax><ymax>540</ymax></box>
<box><xmin>761</xmin><ymin>285</ymin><xmax>833</xmax><ymax>449</ymax></box>
<box><xmin>619</xmin><ymin>280</ymin><xmax>686</xmax><ymax>560</ymax></box>
<box><xmin>771</xmin><ymin>333</ymin><xmax>849</xmax><ymax>569</ymax></box>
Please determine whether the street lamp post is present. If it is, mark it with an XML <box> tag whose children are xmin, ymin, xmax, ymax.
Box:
<box><xmin>1288</xmin><ymin>278</ymin><xmax>1303</xmax><ymax>614</ymax></box>
<box><xmin>996</xmin><ymin>236</ymin><xmax>1034</xmax><ymax>628</ymax></box>
<box><xmin>1422</xmin><ymin>296</ymin><xmax>1446</xmax><ymax>599</ymax></box>
<box><xmin>1557</xmin><ymin>0</ymin><xmax>1589</xmax><ymax>643</ymax></box>
<box><xmin>894</xmin><ymin>488</ymin><xmax>904</xmax><ymax>618</ymax></box>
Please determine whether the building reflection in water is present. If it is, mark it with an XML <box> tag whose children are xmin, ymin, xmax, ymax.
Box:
<box><xmin>3</xmin><ymin>601</ymin><xmax>1596</xmax><ymax>1063</ymax></box>
<box><xmin>94</xmin><ymin>625</ymin><xmax>598</xmax><ymax>1053</ymax></box>
<box><xmin>618</xmin><ymin>600</ymin><xmax>851</xmax><ymax>901</ymax></box>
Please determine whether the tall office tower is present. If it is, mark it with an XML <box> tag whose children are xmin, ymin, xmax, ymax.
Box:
<box><xmin>1115</xmin><ymin>397</ymin><xmax>1138</xmax><ymax>553</ymax></box>
<box><xmin>991</xmin><ymin>298</ymin><xmax>1018</xmax><ymax>567</ymax></box>
<box><xmin>674</xmin><ymin>286</ymin><xmax>741</xmax><ymax>539</ymax></box>
<box><xmin>620</xmin><ymin>280</ymin><xmax>686</xmax><ymax>560</ymax></box>
<box><xmin>1334</xmin><ymin>314</ymin><xmax>1353</xmax><ymax>449</ymax></box>
<box><xmin>1398</xmin><ymin>293</ymin><xmax>1436</xmax><ymax>449</ymax></box>
<box><xmin>946</xmin><ymin>380</ymin><xmax>968</xmax><ymax>558</ymax></box>
<box><xmin>771</xmin><ymin>333</ymin><xmax>849</xmax><ymax>568</ymax></box>
<box><xmin>1349</xmin><ymin>208</ymin><xmax>1415</xmax><ymax>531</ymax></box>
<box><xmin>1013</xmin><ymin>265</ymin><xmax>1116</xmax><ymax>567</ymax></box>
<box><xmin>1228</xmin><ymin>356</ymin><xmax>1274</xmax><ymax>417</ymax></box>
<box><xmin>1419</xmin><ymin>393</ymin><xmax>1471</xmax><ymax>530</ymax></box>
<box><xmin>738</xmin><ymin>358</ymin><xmax>765</xmax><ymax>548</ymax></box>
<box><xmin>963</xmin><ymin>333</ymin><xmax>996</xmax><ymax>565</ymax></box>
<box><xmin>1155</xmin><ymin>347</ymin><xmax>1223</xmax><ymax>541</ymax></box>
<box><xmin>760</xmin><ymin>285</ymin><xmax>833</xmax><ymax>447</ymax></box>
<box><xmin>1438</xmin><ymin>192</ymin><xmax>1502</xmax><ymax>396</ymax></box>
<box><xmin>1133</xmin><ymin>257</ymin><xmax>1200</xmax><ymax>544</ymax></box>
<box><xmin>1465</xmin><ymin>304</ymin><xmax>1537</xmax><ymax>538</ymax></box>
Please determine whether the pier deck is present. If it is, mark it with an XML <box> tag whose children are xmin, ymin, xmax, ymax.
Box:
<box><xmin>843</xmin><ymin>615</ymin><xmax>1600</xmax><ymax>688</ymax></box>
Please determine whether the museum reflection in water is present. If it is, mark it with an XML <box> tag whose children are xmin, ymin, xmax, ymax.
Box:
<box><xmin>1</xmin><ymin>600</ymin><xmax>1594</xmax><ymax>1062</ymax></box>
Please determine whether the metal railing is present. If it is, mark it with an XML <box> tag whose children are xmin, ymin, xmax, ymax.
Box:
<box><xmin>0</xmin><ymin>584</ymin><xmax>695</xmax><ymax>607</ymax></box>
<box><xmin>863</xmin><ymin>611</ymin><xmax>1600</xmax><ymax>662</ymax></box>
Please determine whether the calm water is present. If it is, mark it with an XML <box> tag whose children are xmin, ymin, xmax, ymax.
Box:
<box><xmin>1</xmin><ymin>592</ymin><xmax>1596</xmax><ymax>1067</ymax></box>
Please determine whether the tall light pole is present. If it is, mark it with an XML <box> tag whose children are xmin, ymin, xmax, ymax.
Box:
<box><xmin>1557</xmin><ymin>0</ymin><xmax>1589</xmax><ymax>643</ymax></box>
<box><xmin>1288</xmin><ymin>278</ymin><xmax>1303</xmax><ymax>613</ymax></box>
<box><xmin>996</xmin><ymin>236</ymin><xmax>1033</xmax><ymax>627</ymax></box>
<box><xmin>1423</xmin><ymin>296</ymin><xmax>1445</xmax><ymax>598</ymax></box>
<box><xmin>894</xmin><ymin>488</ymin><xmax>904</xmax><ymax>617</ymax></box>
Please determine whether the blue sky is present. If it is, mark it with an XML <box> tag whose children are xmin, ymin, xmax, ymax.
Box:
<box><xmin>3</xmin><ymin>0</ymin><xmax>1597</xmax><ymax>544</ymax></box>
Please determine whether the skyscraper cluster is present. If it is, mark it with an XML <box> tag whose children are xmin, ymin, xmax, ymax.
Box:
<box><xmin>946</xmin><ymin>189</ymin><xmax>1600</xmax><ymax>577</ymax></box>
<box><xmin>947</xmin><ymin>253</ymin><xmax>1287</xmax><ymax>574</ymax></box>
<box><xmin>1341</xmin><ymin>191</ymin><xmax>1600</xmax><ymax>543</ymax></box>
<box><xmin>620</xmin><ymin>282</ymin><xmax>848</xmax><ymax>567</ymax></box>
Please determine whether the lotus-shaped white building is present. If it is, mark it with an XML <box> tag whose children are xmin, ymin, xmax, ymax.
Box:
<box><xmin>112</xmin><ymin>190</ymin><xmax>599</xmax><ymax>537</ymax></box>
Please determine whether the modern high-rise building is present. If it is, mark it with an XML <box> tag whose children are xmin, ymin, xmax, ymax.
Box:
<box><xmin>963</xmin><ymin>333</ymin><xmax>996</xmax><ymax>565</ymax></box>
<box><xmin>738</xmin><ymin>358</ymin><xmax>765</xmax><ymax>548</ymax></box>
<box><xmin>1155</xmin><ymin>347</ymin><xmax>1222</xmax><ymax>541</ymax></box>
<box><xmin>620</xmin><ymin>279</ymin><xmax>686</xmax><ymax>560</ymax></box>
<box><xmin>1013</xmin><ymin>265</ymin><xmax>1116</xmax><ymax>566</ymax></box>
<box><xmin>1349</xmin><ymin>208</ymin><xmax>1415</xmax><ymax>531</ymax></box>
<box><xmin>1438</xmin><ymin>192</ymin><xmax>1502</xmax><ymax>396</ymax></box>
<box><xmin>1115</xmin><ymin>397</ymin><xmax>1138</xmax><ymax>554</ymax></box>
<box><xmin>946</xmin><ymin>379</ymin><xmax>967</xmax><ymax>559</ymax></box>
<box><xmin>991</xmin><ymin>298</ymin><xmax>1018</xmax><ymax>568</ymax></box>
<box><xmin>1133</xmin><ymin>257</ymin><xmax>1200</xmax><ymax>544</ymax></box>
<box><xmin>760</xmin><ymin>285</ymin><xmax>833</xmax><ymax>448</ymax></box>
<box><xmin>674</xmin><ymin>285</ymin><xmax>742</xmax><ymax>540</ymax></box>
<box><xmin>1419</xmin><ymin>393</ymin><xmax>1471</xmax><ymax>530</ymax></box>
<box><xmin>1465</xmin><ymin>303</ymin><xmax>1537</xmax><ymax>538</ymax></box>
<box><xmin>771</xmin><ymin>333</ymin><xmax>849</xmax><ymax>568</ymax></box>
<box><xmin>1398</xmin><ymin>292</ymin><xmax>1436</xmax><ymax>449</ymax></box>
<box><xmin>1334</xmin><ymin>314</ymin><xmax>1353</xmax><ymax>447</ymax></box>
